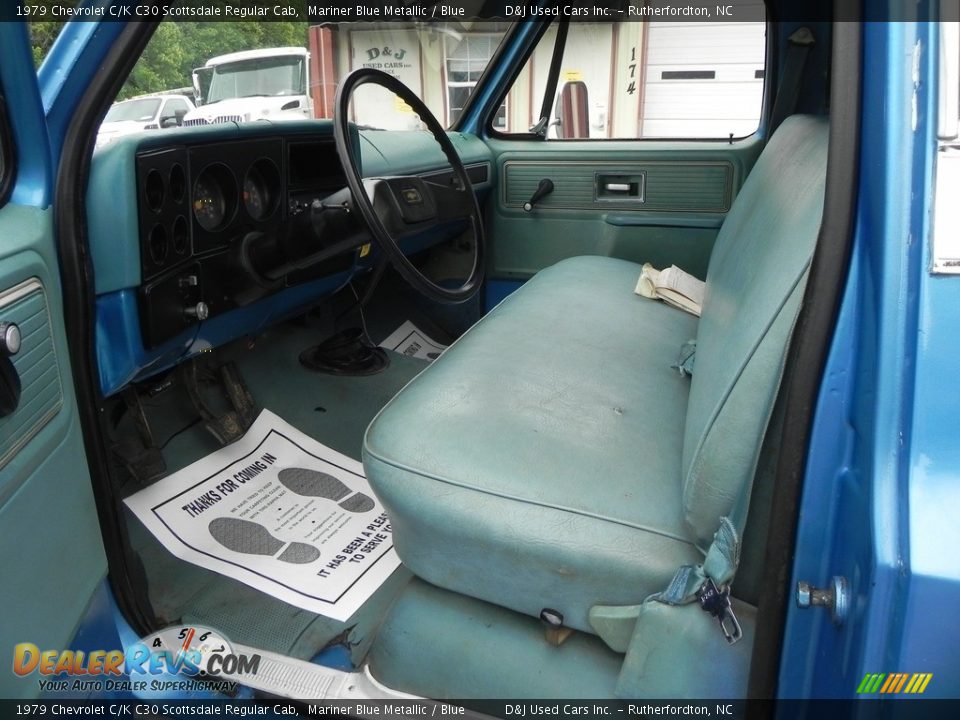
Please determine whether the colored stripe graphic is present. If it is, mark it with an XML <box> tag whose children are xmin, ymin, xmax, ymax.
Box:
<box><xmin>880</xmin><ymin>674</ymin><xmax>897</xmax><ymax>693</ymax></box>
<box><xmin>857</xmin><ymin>672</ymin><xmax>932</xmax><ymax>694</ymax></box>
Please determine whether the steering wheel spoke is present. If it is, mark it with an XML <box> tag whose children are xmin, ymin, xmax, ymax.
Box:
<box><xmin>334</xmin><ymin>68</ymin><xmax>485</xmax><ymax>303</ymax></box>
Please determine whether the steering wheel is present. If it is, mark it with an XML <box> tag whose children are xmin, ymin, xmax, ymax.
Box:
<box><xmin>333</xmin><ymin>68</ymin><xmax>486</xmax><ymax>303</ymax></box>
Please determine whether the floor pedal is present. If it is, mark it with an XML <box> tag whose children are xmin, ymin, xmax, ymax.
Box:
<box><xmin>180</xmin><ymin>357</ymin><xmax>258</xmax><ymax>445</ymax></box>
<box><xmin>110</xmin><ymin>387</ymin><xmax>167</xmax><ymax>485</ymax></box>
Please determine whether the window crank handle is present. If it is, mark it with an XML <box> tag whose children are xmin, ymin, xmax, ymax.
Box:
<box><xmin>523</xmin><ymin>179</ymin><xmax>555</xmax><ymax>212</ymax></box>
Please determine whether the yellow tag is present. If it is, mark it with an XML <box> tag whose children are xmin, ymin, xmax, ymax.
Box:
<box><xmin>394</xmin><ymin>97</ymin><xmax>414</xmax><ymax>114</ymax></box>
<box><xmin>359</xmin><ymin>243</ymin><xmax>371</xmax><ymax>258</ymax></box>
<box><xmin>563</xmin><ymin>70</ymin><xmax>583</xmax><ymax>82</ymax></box>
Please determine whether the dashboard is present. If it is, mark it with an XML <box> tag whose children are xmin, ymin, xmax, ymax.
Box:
<box><xmin>134</xmin><ymin>135</ymin><xmax>356</xmax><ymax>348</ymax></box>
<box><xmin>87</xmin><ymin>120</ymin><xmax>493</xmax><ymax>395</ymax></box>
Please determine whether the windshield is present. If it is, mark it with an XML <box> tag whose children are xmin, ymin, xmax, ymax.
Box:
<box><xmin>110</xmin><ymin>20</ymin><xmax>508</xmax><ymax>129</ymax></box>
<box><xmin>104</xmin><ymin>98</ymin><xmax>162</xmax><ymax>123</ymax></box>
<box><xmin>206</xmin><ymin>56</ymin><xmax>305</xmax><ymax>103</ymax></box>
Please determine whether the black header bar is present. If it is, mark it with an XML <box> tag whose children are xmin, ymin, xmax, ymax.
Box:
<box><xmin>5</xmin><ymin>0</ymin><xmax>958</xmax><ymax>24</ymax></box>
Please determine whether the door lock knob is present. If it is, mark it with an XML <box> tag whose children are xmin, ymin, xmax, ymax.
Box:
<box><xmin>0</xmin><ymin>322</ymin><xmax>21</xmax><ymax>357</ymax></box>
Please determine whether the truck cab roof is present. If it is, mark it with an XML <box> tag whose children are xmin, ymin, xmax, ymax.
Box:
<box><xmin>203</xmin><ymin>47</ymin><xmax>309</xmax><ymax>67</ymax></box>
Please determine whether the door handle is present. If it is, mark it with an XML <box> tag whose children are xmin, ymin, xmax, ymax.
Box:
<box><xmin>596</xmin><ymin>173</ymin><xmax>645</xmax><ymax>201</ymax></box>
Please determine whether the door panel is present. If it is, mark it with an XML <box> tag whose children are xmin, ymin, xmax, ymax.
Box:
<box><xmin>0</xmin><ymin>278</ymin><xmax>63</xmax><ymax>468</ymax></box>
<box><xmin>0</xmin><ymin>25</ymin><xmax>107</xmax><ymax>699</ymax></box>
<box><xmin>502</xmin><ymin>160</ymin><xmax>733</xmax><ymax>212</ymax></box>
<box><xmin>485</xmin><ymin>137</ymin><xmax>763</xmax><ymax>281</ymax></box>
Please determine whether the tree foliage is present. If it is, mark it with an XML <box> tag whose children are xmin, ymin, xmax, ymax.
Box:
<box><xmin>117</xmin><ymin>21</ymin><xmax>309</xmax><ymax>99</ymax></box>
<box><xmin>30</xmin><ymin>18</ymin><xmax>308</xmax><ymax>101</ymax></box>
<box><xmin>29</xmin><ymin>21</ymin><xmax>65</xmax><ymax>67</ymax></box>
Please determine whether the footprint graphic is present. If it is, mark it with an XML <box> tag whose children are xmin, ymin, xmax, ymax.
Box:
<box><xmin>278</xmin><ymin>468</ymin><xmax>375</xmax><ymax>513</ymax></box>
<box><xmin>208</xmin><ymin>517</ymin><xmax>320</xmax><ymax>564</ymax></box>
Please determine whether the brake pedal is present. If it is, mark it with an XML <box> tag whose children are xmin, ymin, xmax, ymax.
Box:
<box><xmin>180</xmin><ymin>357</ymin><xmax>257</xmax><ymax>446</ymax></box>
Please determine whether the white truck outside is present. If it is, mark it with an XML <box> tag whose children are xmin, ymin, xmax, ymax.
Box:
<box><xmin>183</xmin><ymin>47</ymin><xmax>313</xmax><ymax>127</ymax></box>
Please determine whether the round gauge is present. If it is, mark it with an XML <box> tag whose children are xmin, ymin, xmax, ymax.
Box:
<box><xmin>243</xmin><ymin>159</ymin><xmax>280</xmax><ymax>221</ymax></box>
<box><xmin>148</xmin><ymin>224</ymin><xmax>167</xmax><ymax>264</ymax></box>
<box><xmin>243</xmin><ymin>176</ymin><xmax>266</xmax><ymax>220</ymax></box>
<box><xmin>193</xmin><ymin>176</ymin><xmax>226</xmax><ymax>231</ymax></box>
<box><xmin>172</xmin><ymin>215</ymin><xmax>189</xmax><ymax>255</ymax></box>
<box><xmin>192</xmin><ymin>164</ymin><xmax>237</xmax><ymax>232</ymax></box>
<box><xmin>144</xmin><ymin>169</ymin><xmax>165</xmax><ymax>212</ymax></box>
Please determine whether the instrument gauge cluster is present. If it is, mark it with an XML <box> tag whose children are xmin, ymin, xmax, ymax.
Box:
<box><xmin>134</xmin><ymin>134</ymin><xmax>349</xmax><ymax>351</ymax></box>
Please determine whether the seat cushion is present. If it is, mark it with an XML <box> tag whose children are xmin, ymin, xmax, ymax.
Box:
<box><xmin>364</xmin><ymin>256</ymin><xmax>702</xmax><ymax>632</ymax></box>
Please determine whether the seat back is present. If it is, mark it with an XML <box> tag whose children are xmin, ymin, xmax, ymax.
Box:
<box><xmin>681</xmin><ymin>116</ymin><xmax>830</xmax><ymax>549</ymax></box>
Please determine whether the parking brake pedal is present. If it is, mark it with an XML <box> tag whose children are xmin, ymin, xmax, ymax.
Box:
<box><xmin>180</xmin><ymin>358</ymin><xmax>257</xmax><ymax>446</ymax></box>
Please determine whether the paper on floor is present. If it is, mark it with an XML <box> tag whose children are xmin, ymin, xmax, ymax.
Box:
<box><xmin>379</xmin><ymin>320</ymin><xmax>446</xmax><ymax>361</ymax></box>
<box><xmin>124</xmin><ymin>410</ymin><xmax>400</xmax><ymax>621</ymax></box>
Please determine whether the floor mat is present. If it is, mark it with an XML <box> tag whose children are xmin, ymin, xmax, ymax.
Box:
<box><xmin>126</xmin><ymin>410</ymin><xmax>400</xmax><ymax>620</ymax></box>
<box><xmin>125</xmin><ymin>314</ymin><xmax>426</xmax><ymax>662</ymax></box>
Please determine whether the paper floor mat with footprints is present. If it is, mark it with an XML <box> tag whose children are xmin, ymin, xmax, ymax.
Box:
<box><xmin>125</xmin><ymin>410</ymin><xmax>401</xmax><ymax>621</ymax></box>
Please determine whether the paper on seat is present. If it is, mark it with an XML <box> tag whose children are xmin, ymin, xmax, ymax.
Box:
<box><xmin>635</xmin><ymin>264</ymin><xmax>705</xmax><ymax>317</ymax></box>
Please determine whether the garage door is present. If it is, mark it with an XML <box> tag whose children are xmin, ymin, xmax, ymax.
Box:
<box><xmin>641</xmin><ymin>21</ymin><xmax>767</xmax><ymax>138</ymax></box>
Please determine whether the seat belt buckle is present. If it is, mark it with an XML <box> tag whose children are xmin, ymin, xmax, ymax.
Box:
<box><xmin>695</xmin><ymin>578</ymin><xmax>743</xmax><ymax>644</ymax></box>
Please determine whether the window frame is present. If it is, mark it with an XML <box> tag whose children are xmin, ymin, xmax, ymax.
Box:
<box><xmin>0</xmin><ymin>93</ymin><xmax>14</xmax><ymax>209</ymax></box>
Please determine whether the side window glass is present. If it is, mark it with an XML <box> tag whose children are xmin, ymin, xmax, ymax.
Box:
<box><xmin>499</xmin><ymin>6</ymin><xmax>766</xmax><ymax>140</ymax></box>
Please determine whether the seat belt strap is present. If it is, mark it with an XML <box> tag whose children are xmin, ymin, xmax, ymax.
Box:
<box><xmin>770</xmin><ymin>27</ymin><xmax>816</xmax><ymax>134</ymax></box>
<box><xmin>589</xmin><ymin>510</ymin><xmax>746</xmax><ymax>651</ymax></box>
<box><xmin>650</xmin><ymin>514</ymin><xmax>744</xmax><ymax>644</ymax></box>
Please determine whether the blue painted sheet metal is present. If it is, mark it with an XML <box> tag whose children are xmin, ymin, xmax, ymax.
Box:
<box><xmin>456</xmin><ymin>15</ymin><xmax>545</xmax><ymax>137</ymax></box>
<box><xmin>781</xmin><ymin>19</ymin><xmax>958</xmax><ymax>698</ymax></box>
<box><xmin>0</xmin><ymin>23</ymin><xmax>52</xmax><ymax>207</ymax></box>
<box><xmin>38</xmin><ymin>17</ymin><xmax>127</xmax><ymax>172</ymax></box>
<box><xmin>897</xmin><ymin>19</ymin><xmax>960</xmax><ymax>696</ymax></box>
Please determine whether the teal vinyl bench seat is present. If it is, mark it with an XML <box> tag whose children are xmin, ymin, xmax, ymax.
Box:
<box><xmin>363</xmin><ymin>116</ymin><xmax>830</xmax><ymax>636</ymax></box>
